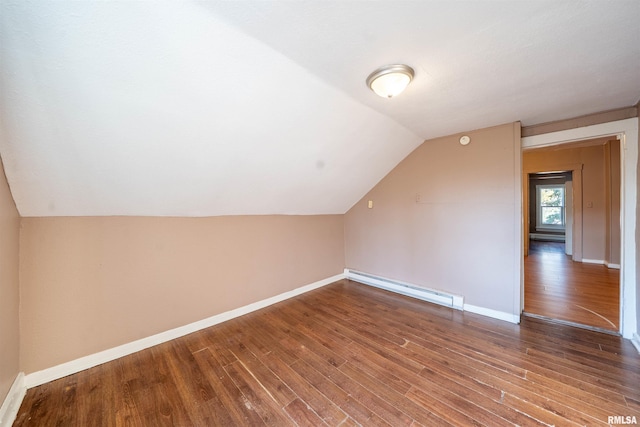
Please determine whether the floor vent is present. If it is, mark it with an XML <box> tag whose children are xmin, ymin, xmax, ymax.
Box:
<box><xmin>345</xmin><ymin>269</ymin><xmax>463</xmax><ymax>310</ymax></box>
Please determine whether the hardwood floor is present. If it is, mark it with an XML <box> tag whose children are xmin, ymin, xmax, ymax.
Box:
<box><xmin>15</xmin><ymin>280</ymin><xmax>640</xmax><ymax>426</ymax></box>
<box><xmin>524</xmin><ymin>241</ymin><xmax>620</xmax><ymax>332</ymax></box>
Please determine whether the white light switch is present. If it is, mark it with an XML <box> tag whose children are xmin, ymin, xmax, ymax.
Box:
<box><xmin>368</xmin><ymin>200</ymin><xmax>373</xmax><ymax>209</ymax></box>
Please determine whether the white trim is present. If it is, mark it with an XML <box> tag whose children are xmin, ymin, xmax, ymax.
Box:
<box><xmin>463</xmin><ymin>304</ymin><xmax>521</xmax><ymax>324</ymax></box>
<box><xmin>345</xmin><ymin>269</ymin><xmax>464</xmax><ymax>309</ymax></box>
<box><xmin>632</xmin><ymin>333</ymin><xmax>640</xmax><ymax>354</ymax></box>
<box><xmin>583</xmin><ymin>260</ymin><xmax>622</xmax><ymax>269</ymax></box>
<box><xmin>521</xmin><ymin>118</ymin><xmax>638</xmax><ymax>339</ymax></box>
<box><xmin>24</xmin><ymin>273</ymin><xmax>344</xmax><ymax>389</ymax></box>
<box><xmin>522</xmin><ymin>119</ymin><xmax>636</xmax><ymax>149</ymax></box>
<box><xmin>582</xmin><ymin>259</ymin><xmax>605</xmax><ymax>265</ymax></box>
<box><xmin>0</xmin><ymin>373</ymin><xmax>26</xmax><ymax>427</ymax></box>
<box><xmin>514</xmin><ymin>121</ymin><xmax>523</xmax><ymax>329</ymax></box>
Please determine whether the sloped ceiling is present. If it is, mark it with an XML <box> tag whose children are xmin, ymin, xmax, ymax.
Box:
<box><xmin>1</xmin><ymin>1</ymin><xmax>639</xmax><ymax>217</ymax></box>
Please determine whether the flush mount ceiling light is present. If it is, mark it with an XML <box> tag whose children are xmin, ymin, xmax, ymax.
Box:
<box><xmin>366</xmin><ymin>64</ymin><xmax>414</xmax><ymax>98</ymax></box>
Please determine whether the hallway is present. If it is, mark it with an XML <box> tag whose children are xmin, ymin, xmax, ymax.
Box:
<box><xmin>524</xmin><ymin>241</ymin><xmax>620</xmax><ymax>333</ymax></box>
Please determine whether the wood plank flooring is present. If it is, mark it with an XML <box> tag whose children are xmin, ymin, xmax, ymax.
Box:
<box><xmin>524</xmin><ymin>241</ymin><xmax>620</xmax><ymax>332</ymax></box>
<box><xmin>15</xmin><ymin>279</ymin><xmax>640</xmax><ymax>426</ymax></box>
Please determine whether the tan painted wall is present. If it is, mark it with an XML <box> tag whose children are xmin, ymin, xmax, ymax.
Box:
<box><xmin>0</xmin><ymin>155</ymin><xmax>20</xmax><ymax>404</ymax></box>
<box><xmin>345</xmin><ymin>122</ymin><xmax>521</xmax><ymax>314</ymax></box>
<box><xmin>19</xmin><ymin>215</ymin><xmax>344</xmax><ymax>373</ymax></box>
<box><xmin>523</xmin><ymin>143</ymin><xmax>608</xmax><ymax>261</ymax></box>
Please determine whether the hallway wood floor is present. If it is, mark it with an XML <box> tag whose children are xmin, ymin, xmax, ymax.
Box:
<box><xmin>15</xmin><ymin>280</ymin><xmax>640</xmax><ymax>426</ymax></box>
<box><xmin>524</xmin><ymin>241</ymin><xmax>620</xmax><ymax>332</ymax></box>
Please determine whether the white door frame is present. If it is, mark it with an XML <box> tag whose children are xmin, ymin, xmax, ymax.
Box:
<box><xmin>521</xmin><ymin>118</ymin><xmax>638</xmax><ymax>339</ymax></box>
<box><xmin>565</xmin><ymin>180</ymin><xmax>573</xmax><ymax>256</ymax></box>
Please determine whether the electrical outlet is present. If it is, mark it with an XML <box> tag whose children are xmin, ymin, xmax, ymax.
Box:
<box><xmin>368</xmin><ymin>200</ymin><xmax>373</xmax><ymax>209</ymax></box>
<box><xmin>416</xmin><ymin>193</ymin><xmax>422</xmax><ymax>203</ymax></box>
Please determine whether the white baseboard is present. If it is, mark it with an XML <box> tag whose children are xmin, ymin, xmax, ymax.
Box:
<box><xmin>463</xmin><ymin>304</ymin><xmax>521</xmax><ymax>324</ymax></box>
<box><xmin>632</xmin><ymin>333</ymin><xmax>640</xmax><ymax>354</ymax></box>
<box><xmin>0</xmin><ymin>373</ymin><xmax>26</xmax><ymax>427</ymax></box>
<box><xmin>582</xmin><ymin>258</ymin><xmax>605</xmax><ymax>265</ymax></box>
<box><xmin>24</xmin><ymin>273</ymin><xmax>344</xmax><ymax>389</ymax></box>
<box><xmin>582</xmin><ymin>259</ymin><xmax>621</xmax><ymax>269</ymax></box>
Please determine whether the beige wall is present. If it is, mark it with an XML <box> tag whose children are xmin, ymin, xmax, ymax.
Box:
<box><xmin>345</xmin><ymin>123</ymin><xmax>521</xmax><ymax>315</ymax></box>
<box><xmin>523</xmin><ymin>143</ymin><xmax>609</xmax><ymax>261</ymax></box>
<box><xmin>0</xmin><ymin>155</ymin><xmax>20</xmax><ymax>404</ymax></box>
<box><xmin>19</xmin><ymin>215</ymin><xmax>344</xmax><ymax>373</ymax></box>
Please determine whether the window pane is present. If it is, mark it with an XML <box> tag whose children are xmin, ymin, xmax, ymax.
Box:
<box><xmin>540</xmin><ymin>187</ymin><xmax>564</xmax><ymax>207</ymax></box>
<box><xmin>541</xmin><ymin>207</ymin><xmax>562</xmax><ymax>225</ymax></box>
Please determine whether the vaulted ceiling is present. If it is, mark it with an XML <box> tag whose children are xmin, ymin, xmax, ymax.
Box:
<box><xmin>1</xmin><ymin>1</ymin><xmax>639</xmax><ymax>217</ymax></box>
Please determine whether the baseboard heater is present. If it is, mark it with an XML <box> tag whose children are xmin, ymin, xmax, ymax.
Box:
<box><xmin>345</xmin><ymin>269</ymin><xmax>464</xmax><ymax>310</ymax></box>
<box><xmin>529</xmin><ymin>233</ymin><xmax>565</xmax><ymax>242</ymax></box>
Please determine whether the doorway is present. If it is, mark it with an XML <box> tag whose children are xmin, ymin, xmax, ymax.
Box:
<box><xmin>522</xmin><ymin>139</ymin><xmax>621</xmax><ymax>333</ymax></box>
<box><xmin>520</xmin><ymin>118</ymin><xmax>638</xmax><ymax>340</ymax></box>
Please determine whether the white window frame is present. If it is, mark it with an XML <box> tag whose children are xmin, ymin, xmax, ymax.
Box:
<box><xmin>536</xmin><ymin>184</ymin><xmax>565</xmax><ymax>230</ymax></box>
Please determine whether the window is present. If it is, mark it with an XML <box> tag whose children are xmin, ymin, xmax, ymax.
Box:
<box><xmin>536</xmin><ymin>184</ymin><xmax>565</xmax><ymax>229</ymax></box>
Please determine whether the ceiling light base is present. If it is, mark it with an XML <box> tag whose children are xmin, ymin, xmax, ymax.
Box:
<box><xmin>366</xmin><ymin>64</ymin><xmax>414</xmax><ymax>98</ymax></box>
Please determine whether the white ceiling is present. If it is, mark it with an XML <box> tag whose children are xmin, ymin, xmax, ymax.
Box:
<box><xmin>1</xmin><ymin>1</ymin><xmax>639</xmax><ymax>217</ymax></box>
